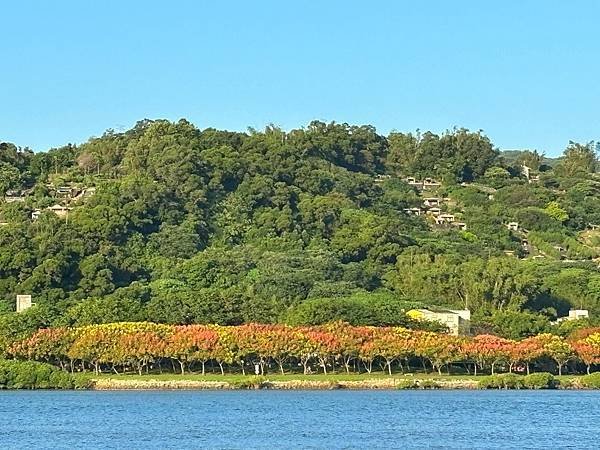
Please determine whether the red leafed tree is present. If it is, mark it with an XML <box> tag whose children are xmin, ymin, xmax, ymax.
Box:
<box><xmin>464</xmin><ymin>334</ymin><xmax>512</xmax><ymax>375</ymax></box>
<box><xmin>10</xmin><ymin>327</ymin><xmax>74</xmax><ymax>371</ymax></box>
<box><xmin>507</xmin><ymin>337</ymin><xmax>544</xmax><ymax>374</ymax></box>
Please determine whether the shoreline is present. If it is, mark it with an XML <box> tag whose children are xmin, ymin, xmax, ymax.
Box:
<box><xmin>88</xmin><ymin>378</ymin><xmax>476</xmax><ymax>390</ymax></box>
<box><xmin>86</xmin><ymin>377</ymin><xmax>597</xmax><ymax>391</ymax></box>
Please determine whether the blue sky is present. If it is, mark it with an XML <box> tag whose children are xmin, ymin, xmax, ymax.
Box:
<box><xmin>1</xmin><ymin>1</ymin><xmax>599</xmax><ymax>156</ymax></box>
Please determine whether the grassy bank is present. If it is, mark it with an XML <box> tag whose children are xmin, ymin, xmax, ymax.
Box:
<box><xmin>79</xmin><ymin>372</ymin><xmax>600</xmax><ymax>391</ymax></box>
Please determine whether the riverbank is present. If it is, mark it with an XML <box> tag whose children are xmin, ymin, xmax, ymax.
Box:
<box><xmin>2</xmin><ymin>359</ymin><xmax>598</xmax><ymax>390</ymax></box>
<box><xmin>88</xmin><ymin>376</ymin><xmax>477</xmax><ymax>390</ymax></box>
<box><xmin>83</xmin><ymin>372</ymin><xmax>600</xmax><ymax>390</ymax></box>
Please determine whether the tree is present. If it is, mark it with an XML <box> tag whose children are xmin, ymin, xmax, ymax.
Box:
<box><xmin>464</xmin><ymin>334</ymin><xmax>512</xmax><ymax>375</ymax></box>
<box><xmin>558</xmin><ymin>142</ymin><xmax>598</xmax><ymax>177</ymax></box>
<box><xmin>0</xmin><ymin>162</ymin><xmax>20</xmax><ymax>198</ymax></box>
<box><xmin>534</xmin><ymin>333</ymin><xmax>573</xmax><ymax>376</ymax></box>
<box><xmin>544</xmin><ymin>201</ymin><xmax>569</xmax><ymax>223</ymax></box>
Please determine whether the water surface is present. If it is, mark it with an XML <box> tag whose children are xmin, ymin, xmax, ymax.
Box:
<box><xmin>0</xmin><ymin>390</ymin><xmax>598</xmax><ymax>449</ymax></box>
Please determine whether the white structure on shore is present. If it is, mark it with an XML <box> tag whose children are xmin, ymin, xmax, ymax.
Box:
<box><xmin>555</xmin><ymin>309</ymin><xmax>589</xmax><ymax>323</ymax></box>
<box><xmin>16</xmin><ymin>295</ymin><xmax>34</xmax><ymax>313</ymax></box>
<box><xmin>407</xmin><ymin>309</ymin><xmax>471</xmax><ymax>335</ymax></box>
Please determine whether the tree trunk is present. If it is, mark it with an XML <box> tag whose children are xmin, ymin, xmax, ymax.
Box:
<box><xmin>179</xmin><ymin>360</ymin><xmax>185</xmax><ymax>375</ymax></box>
<box><xmin>218</xmin><ymin>362</ymin><xmax>225</xmax><ymax>375</ymax></box>
<box><xmin>344</xmin><ymin>357</ymin><xmax>351</xmax><ymax>374</ymax></box>
<box><xmin>320</xmin><ymin>358</ymin><xmax>327</xmax><ymax>375</ymax></box>
<box><xmin>302</xmin><ymin>359</ymin><xmax>309</xmax><ymax>375</ymax></box>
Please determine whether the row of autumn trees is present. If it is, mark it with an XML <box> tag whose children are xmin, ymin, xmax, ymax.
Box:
<box><xmin>7</xmin><ymin>322</ymin><xmax>600</xmax><ymax>377</ymax></box>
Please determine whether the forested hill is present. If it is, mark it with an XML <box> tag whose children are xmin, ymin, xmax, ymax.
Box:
<box><xmin>1</xmin><ymin>119</ymin><xmax>599</xmax><ymax>340</ymax></box>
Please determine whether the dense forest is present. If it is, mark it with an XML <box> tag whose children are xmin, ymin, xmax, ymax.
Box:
<box><xmin>1</xmin><ymin>119</ymin><xmax>600</xmax><ymax>344</ymax></box>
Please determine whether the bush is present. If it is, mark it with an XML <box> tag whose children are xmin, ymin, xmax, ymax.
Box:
<box><xmin>417</xmin><ymin>379</ymin><xmax>440</xmax><ymax>389</ymax></box>
<box><xmin>522</xmin><ymin>372</ymin><xmax>556</xmax><ymax>389</ymax></box>
<box><xmin>478</xmin><ymin>373</ymin><xmax>524</xmax><ymax>389</ymax></box>
<box><xmin>580</xmin><ymin>372</ymin><xmax>600</xmax><ymax>389</ymax></box>
<box><xmin>229</xmin><ymin>376</ymin><xmax>268</xmax><ymax>390</ymax></box>
<box><xmin>396</xmin><ymin>380</ymin><xmax>419</xmax><ymax>390</ymax></box>
<box><xmin>0</xmin><ymin>360</ymin><xmax>74</xmax><ymax>389</ymax></box>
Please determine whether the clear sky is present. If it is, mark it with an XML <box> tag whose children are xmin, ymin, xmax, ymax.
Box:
<box><xmin>1</xmin><ymin>1</ymin><xmax>599</xmax><ymax>156</ymax></box>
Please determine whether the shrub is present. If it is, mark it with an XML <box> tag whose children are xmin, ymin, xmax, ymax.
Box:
<box><xmin>396</xmin><ymin>380</ymin><xmax>419</xmax><ymax>390</ymax></box>
<box><xmin>522</xmin><ymin>372</ymin><xmax>556</xmax><ymax>389</ymax></box>
<box><xmin>229</xmin><ymin>376</ymin><xmax>268</xmax><ymax>389</ymax></box>
<box><xmin>478</xmin><ymin>373</ymin><xmax>524</xmax><ymax>389</ymax></box>
<box><xmin>0</xmin><ymin>360</ymin><xmax>74</xmax><ymax>389</ymax></box>
<box><xmin>580</xmin><ymin>372</ymin><xmax>600</xmax><ymax>389</ymax></box>
<box><xmin>417</xmin><ymin>379</ymin><xmax>440</xmax><ymax>389</ymax></box>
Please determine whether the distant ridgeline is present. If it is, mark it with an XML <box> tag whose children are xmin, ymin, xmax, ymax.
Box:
<box><xmin>0</xmin><ymin>121</ymin><xmax>599</xmax><ymax>343</ymax></box>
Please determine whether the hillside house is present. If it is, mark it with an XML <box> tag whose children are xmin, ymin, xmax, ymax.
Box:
<box><xmin>405</xmin><ymin>177</ymin><xmax>424</xmax><ymax>190</ymax></box>
<box><xmin>522</xmin><ymin>165</ymin><xmax>540</xmax><ymax>183</ymax></box>
<box><xmin>453</xmin><ymin>222</ymin><xmax>467</xmax><ymax>231</ymax></box>
<box><xmin>427</xmin><ymin>207</ymin><xmax>442</xmax><ymax>216</ymax></box>
<box><xmin>374</xmin><ymin>174</ymin><xmax>391</xmax><ymax>184</ymax></box>
<box><xmin>422</xmin><ymin>178</ymin><xmax>441</xmax><ymax>190</ymax></box>
<box><xmin>4</xmin><ymin>190</ymin><xmax>25</xmax><ymax>203</ymax></box>
<box><xmin>423</xmin><ymin>197</ymin><xmax>441</xmax><ymax>207</ymax></box>
<box><xmin>56</xmin><ymin>186</ymin><xmax>82</xmax><ymax>199</ymax></box>
<box><xmin>16</xmin><ymin>295</ymin><xmax>34</xmax><ymax>313</ymax></box>
<box><xmin>407</xmin><ymin>309</ymin><xmax>471</xmax><ymax>336</ymax></box>
<box><xmin>435</xmin><ymin>214</ymin><xmax>455</xmax><ymax>224</ymax></box>
<box><xmin>31</xmin><ymin>209</ymin><xmax>42</xmax><ymax>220</ymax></box>
<box><xmin>403</xmin><ymin>207</ymin><xmax>423</xmax><ymax>216</ymax></box>
<box><xmin>507</xmin><ymin>222</ymin><xmax>519</xmax><ymax>231</ymax></box>
<box><xmin>48</xmin><ymin>205</ymin><xmax>72</xmax><ymax>218</ymax></box>
<box><xmin>555</xmin><ymin>309</ymin><xmax>589</xmax><ymax>324</ymax></box>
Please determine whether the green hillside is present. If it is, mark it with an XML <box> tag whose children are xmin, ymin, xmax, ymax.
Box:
<box><xmin>0</xmin><ymin>120</ymin><xmax>599</xmax><ymax>340</ymax></box>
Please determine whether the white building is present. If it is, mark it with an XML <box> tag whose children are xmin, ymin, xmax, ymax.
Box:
<box><xmin>16</xmin><ymin>295</ymin><xmax>34</xmax><ymax>313</ymax></box>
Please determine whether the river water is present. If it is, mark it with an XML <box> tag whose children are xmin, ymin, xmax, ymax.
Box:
<box><xmin>0</xmin><ymin>390</ymin><xmax>598</xmax><ymax>449</ymax></box>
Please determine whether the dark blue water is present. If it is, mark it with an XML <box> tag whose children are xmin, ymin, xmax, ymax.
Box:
<box><xmin>0</xmin><ymin>390</ymin><xmax>598</xmax><ymax>449</ymax></box>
